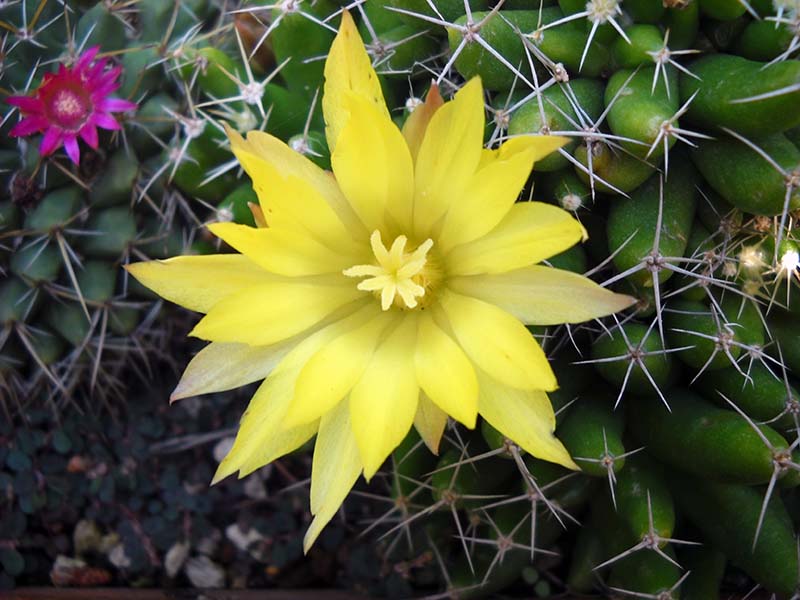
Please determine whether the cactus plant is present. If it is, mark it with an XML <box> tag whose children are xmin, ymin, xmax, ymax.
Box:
<box><xmin>0</xmin><ymin>0</ymin><xmax>235</xmax><ymax>411</ymax></box>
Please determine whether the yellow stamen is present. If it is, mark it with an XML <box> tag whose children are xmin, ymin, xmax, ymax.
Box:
<box><xmin>344</xmin><ymin>230</ymin><xmax>434</xmax><ymax>311</ymax></box>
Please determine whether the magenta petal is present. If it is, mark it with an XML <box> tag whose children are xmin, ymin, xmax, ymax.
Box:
<box><xmin>63</xmin><ymin>135</ymin><xmax>81</xmax><ymax>164</ymax></box>
<box><xmin>92</xmin><ymin>112</ymin><xmax>122</xmax><ymax>131</ymax></box>
<box><xmin>91</xmin><ymin>81</ymin><xmax>117</xmax><ymax>98</ymax></box>
<box><xmin>76</xmin><ymin>46</ymin><xmax>100</xmax><ymax>70</ymax></box>
<box><xmin>88</xmin><ymin>61</ymin><xmax>112</xmax><ymax>83</ymax></box>
<box><xmin>105</xmin><ymin>65</ymin><xmax>122</xmax><ymax>80</ymax></box>
<box><xmin>94</xmin><ymin>76</ymin><xmax>121</xmax><ymax>97</ymax></box>
<box><xmin>10</xmin><ymin>116</ymin><xmax>49</xmax><ymax>137</ymax></box>
<box><xmin>89</xmin><ymin>61</ymin><xmax>110</xmax><ymax>81</ymax></box>
<box><xmin>6</xmin><ymin>95</ymin><xmax>43</xmax><ymax>113</ymax></box>
<box><xmin>39</xmin><ymin>128</ymin><xmax>63</xmax><ymax>156</ymax></box>
<box><xmin>79</xmin><ymin>123</ymin><xmax>99</xmax><ymax>148</ymax></box>
<box><xmin>99</xmin><ymin>62</ymin><xmax>117</xmax><ymax>77</ymax></box>
<box><xmin>99</xmin><ymin>98</ymin><xmax>138</xmax><ymax>113</ymax></box>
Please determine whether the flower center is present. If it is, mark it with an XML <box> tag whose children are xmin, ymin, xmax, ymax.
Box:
<box><xmin>344</xmin><ymin>230</ymin><xmax>435</xmax><ymax>311</ymax></box>
<box><xmin>46</xmin><ymin>85</ymin><xmax>91</xmax><ymax>130</ymax></box>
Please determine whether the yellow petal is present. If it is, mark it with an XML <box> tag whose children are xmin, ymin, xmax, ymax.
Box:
<box><xmin>415</xmin><ymin>312</ymin><xmax>478</xmax><ymax>428</ymax></box>
<box><xmin>446</xmin><ymin>202</ymin><xmax>587</xmax><ymax>276</ymax></box>
<box><xmin>213</xmin><ymin>309</ymin><xmax>374</xmax><ymax>482</ymax></box>
<box><xmin>304</xmin><ymin>399</ymin><xmax>362</xmax><ymax>552</ymax></box>
<box><xmin>323</xmin><ymin>10</ymin><xmax>389</xmax><ymax>153</ymax></box>
<box><xmin>190</xmin><ymin>281</ymin><xmax>363</xmax><ymax>346</ymax></box>
<box><xmin>437</xmin><ymin>135</ymin><xmax>569</xmax><ymax>252</ymax></box>
<box><xmin>474</xmin><ymin>135</ymin><xmax>567</xmax><ymax>171</ymax></box>
<box><xmin>208</xmin><ymin>222</ymin><xmax>356</xmax><ymax>277</ymax></box>
<box><xmin>412</xmin><ymin>77</ymin><xmax>484</xmax><ymax>238</ymax></box>
<box><xmin>125</xmin><ymin>255</ymin><xmax>271</xmax><ymax>313</ymax></box>
<box><xmin>476</xmin><ymin>147</ymin><xmax>497</xmax><ymax>171</ymax></box>
<box><xmin>449</xmin><ymin>266</ymin><xmax>636</xmax><ymax>326</ymax></box>
<box><xmin>331</xmin><ymin>92</ymin><xmax>415</xmax><ymax>232</ymax></box>
<box><xmin>171</xmin><ymin>340</ymin><xmax>295</xmax><ymax>401</ymax></box>
<box><xmin>438</xmin><ymin>290</ymin><xmax>557</xmax><ymax>391</ymax></box>
<box><xmin>414</xmin><ymin>394</ymin><xmax>448</xmax><ymax>454</ymax></box>
<box><xmin>402</xmin><ymin>83</ymin><xmax>444</xmax><ymax>164</ymax></box>
<box><xmin>437</xmin><ymin>145</ymin><xmax>536</xmax><ymax>252</ymax></box>
<box><xmin>212</xmin><ymin>376</ymin><xmax>318</xmax><ymax>484</ymax></box>
<box><xmin>228</xmin><ymin>126</ymin><xmax>364</xmax><ymax>238</ymax></box>
<box><xmin>350</xmin><ymin>314</ymin><xmax>420</xmax><ymax>479</ymax></box>
<box><xmin>284</xmin><ymin>309</ymin><xmax>394</xmax><ymax>427</ymax></box>
<box><xmin>238</xmin><ymin>426</ymin><xmax>317</xmax><ymax>480</ymax></box>
<box><xmin>477</xmin><ymin>368</ymin><xmax>578</xmax><ymax>470</ymax></box>
<box><xmin>496</xmin><ymin>134</ymin><xmax>569</xmax><ymax>163</ymax></box>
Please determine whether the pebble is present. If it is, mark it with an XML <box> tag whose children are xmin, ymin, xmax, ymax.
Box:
<box><xmin>185</xmin><ymin>555</ymin><xmax>225</xmax><ymax>588</ymax></box>
<box><xmin>164</xmin><ymin>541</ymin><xmax>190</xmax><ymax>578</ymax></box>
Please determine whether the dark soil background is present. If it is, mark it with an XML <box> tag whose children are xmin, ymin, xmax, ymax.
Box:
<box><xmin>0</xmin><ymin>311</ymin><xmax>429</xmax><ymax>597</ymax></box>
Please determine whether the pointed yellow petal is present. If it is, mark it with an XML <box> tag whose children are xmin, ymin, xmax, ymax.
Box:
<box><xmin>350</xmin><ymin>315</ymin><xmax>420</xmax><ymax>480</ymax></box>
<box><xmin>331</xmin><ymin>92</ymin><xmax>414</xmax><ymax>232</ymax></box>
<box><xmin>213</xmin><ymin>309</ymin><xmax>375</xmax><ymax>482</ymax></box>
<box><xmin>238</xmin><ymin>421</ymin><xmax>317</xmax><ymax>480</ymax></box>
<box><xmin>304</xmin><ymin>399</ymin><xmax>362</xmax><ymax>552</ymax></box>
<box><xmin>125</xmin><ymin>255</ymin><xmax>271</xmax><ymax>313</ymax></box>
<box><xmin>496</xmin><ymin>134</ymin><xmax>569</xmax><ymax>163</ymax></box>
<box><xmin>402</xmin><ymin>83</ymin><xmax>444</xmax><ymax>164</ymax></box>
<box><xmin>415</xmin><ymin>312</ymin><xmax>478</xmax><ymax>428</ymax></box>
<box><xmin>446</xmin><ymin>202</ymin><xmax>587</xmax><ymax>276</ymax></box>
<box><xmin>449</xmin><ymin>266</ymin><xmax>636</xmax><ymax>326</ymax></box>
<box><xmin>477</xmin><ymin>368</ymin><xmax>578</xmax><ymax>470</ymax></box>
<box><xmin>212</xmin><ymin>376</ymin><xmax>318</xmax><ymax>484</ymax></box>
<box><xmin>227</xmin><ymin>126</ymin><xmax>365</xmax><ymax>238</ymax></box>
<box><xmin>474</xmin><ymin>135</ymin><xmax>567</xmax><ymax>171</ymax></box>
<box><xmin>284</xmin><ymin>309</ymin><xmax>393</xmax><ymax>427</ymax></box>
<box><xmin>476</xmin><ymin>147</ymin><xmax>497</xmax><ymax>171</ymax></box>
<box><xmin>438</xmin><ymin>290</ymin><xmax>557</xmax><ymax>391</ymax></box>
<box><xmin>437</xmin><ymin>145</ymin><xmax>536</xmax><ymax>252</ymax></box>
<box><xmin>208</xmin><ymin>222</ymin><xmax>357</xmax><ymax>277</ymax></box>
<box><xmin>190</xmin><ymin>282</ymin><xmax>363</xmax><ymax>346</ymax></box>
<box><xmin>437</xmin><ymin>135</ymin><xmax>570</xmax><ymax>251</ymax></box>
<box><xmin>171</xmin><ymin>340</ymin><xmax>295</xmax><ymax>401</ymax></box>
<box><xmin>414</xmin><ymin>394</ymin><xmax>448</xmax><ymax>454</ymax></box>
<box><xmin>412</xmin><ymin>77</ymin><xmax>484</xmax><ymax>238</ymax></box>
<box><xmin>323</xmin><ymin>10</ymin><xmax>389</xmax><ymax>153</ymax></box>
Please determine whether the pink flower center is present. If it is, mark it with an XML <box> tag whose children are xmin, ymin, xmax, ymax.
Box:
<box><xmin>44</xmin><ymin>84</ymin><xmax>92</xmax><ymax>131</ymax></box>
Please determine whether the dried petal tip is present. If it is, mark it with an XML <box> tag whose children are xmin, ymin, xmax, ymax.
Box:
<box><xmin>6</xmin><ymin>46</ymin><xmax>137</xmax><ymax>165</ymax></box>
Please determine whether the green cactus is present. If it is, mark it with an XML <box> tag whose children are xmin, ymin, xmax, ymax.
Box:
<box><xmin>0</xmin><ymin>1</ymin><xmax>213</xmax><ymax>409</ymax></box>
<box><xmin>324</xmin><ymin>2</ymin><xmax>800</xmax><ymax>598</ymax></box>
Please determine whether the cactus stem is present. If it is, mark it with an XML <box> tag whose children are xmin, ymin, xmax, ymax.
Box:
<box><xmin>14</xmin><ymin>322</ymin><xmax>67</xmax><ymax>395</ymax></box>
<box><xmin>595</xmin><ymin>492</ymin><xmax>698</xmax><ymax>573</ymax></box>
<box><xmin>608</xmin><ymin>569</ymin><xmax>692</xmax><ymax>600</ymax></box>
<box><xmin>718</xmin><ymin>391</ymin><xmax>799</xmax><ymax>549</ymax></box>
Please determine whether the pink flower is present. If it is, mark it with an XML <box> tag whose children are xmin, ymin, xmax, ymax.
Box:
<box><xmin>6</xmin><ymin>46</ymin><xmax>138</xmax><ymax>165</ymax></box>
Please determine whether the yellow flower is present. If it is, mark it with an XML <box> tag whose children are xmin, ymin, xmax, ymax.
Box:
<box><xmin>126</xmin><ymin>13</ymin><xmax>635</xmax><ymax>551</ymax></box>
